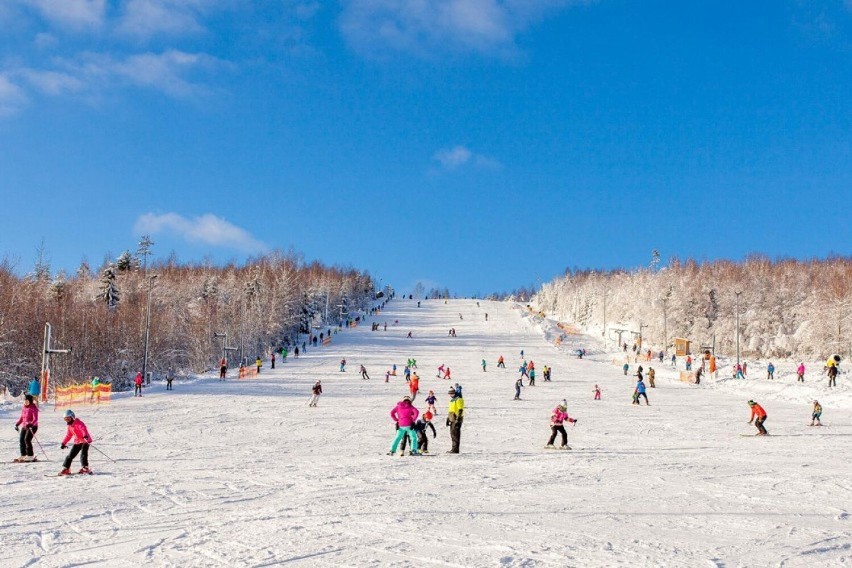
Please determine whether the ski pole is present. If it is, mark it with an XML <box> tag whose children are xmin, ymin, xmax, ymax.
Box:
<box><xmin>89</xmin><ymin>443</ymin><xmax>117</xmax><ymax>463</ymax></box>
<box><xmin>33</xmin><ymin>433</ymin><xmax>51</xmax><ymax>461</ymax></box>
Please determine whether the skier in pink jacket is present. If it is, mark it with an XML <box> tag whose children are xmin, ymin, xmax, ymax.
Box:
<box><xmin>59</xmin><ymin>410</ymin><xmax>92</xmax><ymax>475</ymax></box>
<box><xmin>388</xmin><ymin>397</ymin><xmax>420</xmax><ymax>456</ymax></box>
<box><xmin>14</xmin><ymin>394</ymin><xmax>39</xmax><ymax>462</ymax></box>
<box><xmin>546</xmin><ymin>401</ymin><xmax>577</xmax><ymax>450</ymax></box>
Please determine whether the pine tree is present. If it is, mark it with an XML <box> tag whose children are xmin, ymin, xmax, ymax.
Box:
<box><xmin>137</xmin><ymin>235</ymin><xmax>154</xmax><ymax>275</ymax></box>
<box><xmin>115</xmin><ymin>251</ymin><xmax>134</xmax><ymax>272</ymax></box>
<box><xmin>99</xmin><ymin>265</ymin><xmax>120</xmax><ymax>310</ymax></box>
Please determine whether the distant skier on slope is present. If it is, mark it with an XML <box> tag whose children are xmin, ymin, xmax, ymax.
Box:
<box><xmin>811</xmin><ymin>400</ymin><xmax>822</xmax><ymax>426</ymax></box>
<box><xmin>633</xmin><ymin>376</ymin><xmax>649</xmax><ymax>406</ymax></box>
<box><xmin>514</xmin><ymin>378</ymin><xmax>524</xmax><ymax>400</ymax></box>
<box><xmin>134</xmin><ymin>372</ymin><xmax>143</xmax><ymax>397</ymax></box>
<box><xmin>545</xmin><ymin>402</ymin><xmax>576</xmax><ymax>450</ymax></box>
<box><xmin>409</xmin><ymin>373</ymin><xmax>420</xmax><ymax>401</ymax></box>
<box><xmin>497</xmin><ymin>355</ymin><xmax>505</xmax><ymax>368</ymax></box>
<box><xmin>59</xmin><ymin>410</ymin><xmax>92</xmax><ymax>476</ymax></box>
<box><xmin>593</xmin><ymin>385</ymin><xmax>601</xmax><ymax>400</ymax></box>
<box><xmin>481</xmin><ymin>359</ymin><xmax>487</xmax><ymax>372</ymax></box>
<box><xmin>797</xmin><ymin>362</ymin><xmax>805</xmax><ymax>382</ymax></box>
<box><xmin>766</xmin><ymin>362</ymin><xmax>774</xmax><ymax>380</ymax></box>
<box><xmin>340</xmin><ymin>359</ymin><xmax>346</xmax><ymax>372</ymax></box>
<box><xmin>826</xmin><ymin>355</ymin><xmax>840</xmax><ymax>387</ymax></box>
<box><xmin>747</xmin><ymin>400</ymin><xmax>768</xmax><ymax>435</ymax></box>
<box><xmin>14</xmin><ymin>394</ymin><xmax>39</xmax><ymax>462</ymax></box>
<box><xmin>309</xmin><ymin>381</ymin><xmax>322</xmax><ymax>407</ymax></box>
<box><xmin>360</xmin><ymin>365</ymin><xmax>370</xmax><ymax>380</ymax></box>
<box><xmin>446</xmin><ymin>388</ymin><xmax>464</xmax><ymax>453</ymax></box>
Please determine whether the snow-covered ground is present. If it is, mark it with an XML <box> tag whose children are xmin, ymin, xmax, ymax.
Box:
<box><xmin>2</xmin><ymin>299</ymin><xmax>850</xmax><ymax>567</ymax></box>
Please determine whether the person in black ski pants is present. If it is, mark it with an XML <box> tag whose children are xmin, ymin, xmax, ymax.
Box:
<box><xmin>400</xmin><ymin>413</ymin><xmax>437</xmax><ymax>454</ymax></box>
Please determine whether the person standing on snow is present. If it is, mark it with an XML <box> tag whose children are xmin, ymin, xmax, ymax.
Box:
<box><xmin>388</xmin><ymin>396</ymin><xmax>420</xmax><ymax>456</ymax></box>
<box><xmin>623</xmin><ymin>363</ymin><xmax>629</xmax><ymax>376</ymax></box>
<box><xmin>797</xmin><ymin>362</ymin><xmax>805</xmax><ymax>382</ymax></box>
<box><xmin>446</xmin><ymin>388</ymin><xmax>464</xmax><ymax>453</ymax></box>
<box><xmin>59</xmin><ymin>410</ymin><xmax>92</xmax><ymax>475</ymax></box>
<box><xmin>28</xmin><ymin>377</ymin><xmax>41</xmax><ymax>398</ymax></box>
<box><xmin>409</xmin><ymin>373</ymin><xmax>420</xmax><ymax>401</ymax></box>
<box><xmin>647</xmin><ymin>367</ymin><xmax>656</xmax><ymax>388</ymax></box>
<box><xmin>514</xmin><ymin>378</ymin><xmax>524</xmax><ymax>400</ymax></box>
<box><xmin>826</xmin><ymin>356</ymin><xmax>840</xmax><ymax>387</ymax></box>
<box><xmin>634</xmin><ymin>377</ymin><xmax>649</xmax><ymax>405</ymax></box>
<box><xmin>811</xmin><ymin>400</ymin><xmax>822</xmax><ymax>426</ymax></box>
<box><xmin>134</xmin><ymin>372</ymin><xmax>143</xmax><ymax>397</ymax></box>
<box><xmin>546</xmin><ymin>402</ymin><xmax>577</xmax><ymax>449</ymax></box>
<box><xmin>309</xmin><ymin>381</ymin><xmax>322</xmax><ymax>407</ymax></box>
<box><xmin>425</xmin><ymin>390</ymin><xmax>437</xmax><ymax>415</ymax></box>
<box><xmin>443</xmin><ymin>367</ymin><xmax>451</xmax><ymax>381</ymax></box>
<box><xmin>219</xmin><ymin>358</ymin><xmax>228</xmax><ymax>380</ymax></box>
<box><xmin>339</xmin><ymin>359</ymin><xmax>346</xmax><ymax>372</ymax></box>
<box><xmin>747</xmin><ymin>400</ymin><xmax>768</xmax><ymax>435</ymax></box>
<box><xmin>360</xmin><ymin>365</ymin><xmax>370</xmax><ymax>380</ymax></box>
<box><xmin>256</xmin><ymin>357</ymin><xmax>262</xmax><ymax>374</ymax></box>
<box><xmin>528</xmin><ymin>368</ymin><xmax>536</xmax><ymax>386</ymax></box>
<box><xmin>481</xmin><ymin>359</ymin><xmax>487</xmax><ymax>372</ymax></box>
<box><xmin>271</xmin><ymin>353</ymin><xmax>276</xmax><ymax>369</ymax></box>
<box><xmin>593</xmin><ymin>385</ymin><xmax>601</xmax><ymax>400</ymax></box>
<box><xmin>497</xmin><ymin>355</ymin><xmax>505</xmax><ymax>368</ymax></box>
<box><xmin>14</xmin><ymin>394</ymin><xmax>39</xmax><ymax>462</ymax></box>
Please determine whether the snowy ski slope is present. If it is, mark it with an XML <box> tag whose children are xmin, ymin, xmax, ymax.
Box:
<box><xmin>1</xmin><ymin>299</ymin><xmax>850</xmax><ymax>567</ymax></box>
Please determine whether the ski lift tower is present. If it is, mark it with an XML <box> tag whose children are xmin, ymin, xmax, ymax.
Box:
<box><xmin>41</xmin><ymin>323</ymin><xmax>71</xmax><ymax>403</ymax></box>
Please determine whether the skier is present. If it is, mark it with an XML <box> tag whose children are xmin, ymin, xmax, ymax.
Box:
<box><xmin>519</xmin><ymin>362</ymin><xmax>528</xmax><ymax>378</ymax></box>
<box><xmin>514</xmin><ymin>378</ymin><xmax>524</xmax><ymax>400</ymax></box>
<box><xmin>425</xmin><ymin>390</ymin><xmax>437</xmax><ymax>415</ymax></box>
<box><xmin>593</xmin><ymin>385</ymin><xmax>601</xmax><ymax>400</ymax></box>
<box><xmin>401</xmin><ymin>412</ymin><xmax>437</xmax><ymax>455</ymax></box>
<box><xmin>59</xmin><ymin>410</ymin><xmax>92</xmax><ymax>476</ymax></box>
<box><xmin>481</xmin><ymin>359</ymin><xmax>487</xmax><ymax>372</ymax></box>
<box><xmin>694</xmin><ymin>367</ymin><xmax>703</xmax><ymax>384</ymax></box>
<box><xmin>671</xmin><ymin>354</ymin><xmax>676</xmax><ymax>367</ymax></box>
<box><xmin>309</xmin><ymin>381</ymin><xmax>322</xmax><ymax>407</ymax></box>
<box><xmin>392</xmin><ymin>363</ymin><xmax>397</xmax><ymax>376</ymax></box>
<box><xmin>747</xmin><ymin>400</ymin><xmax>768</xmax><ymax>435</ymax></box>
<box><xmin>634</xmin><ymin>376</ymin><xmax>649</xmax><ymax>405</ymax></box>
<box><xmin>767</xmin><ymin>362</ymin><xmax>775</xmax><ymax>380</ymax></box>
<box><xmin>686</xmin><ymin>356</ymin><xmax>692</xmax><ymax>371</ymax></box>
<box><xmin>446</xmin><ymin>387</ymin><xmax>464</xmax><ymax>453</ymax></box>
<box><xmin>811</xmin><ymin>400</ymin><xmax>822</xmax><ymax>426</ymax></box>
<box><xmin>360</xmin><ymin>365</ymin><xmax>370</xmax><ymax>380</ymax></box>
<box><xmin>388</xmin><ymin>396</ymin><xmax>420</xmax><ymax>456</ymax></box>
<box><xmin>734</xmin><ymin>363</ymin><xmax>744</xmax><ymax>379</ymax></box>
<box><xmin>166</xmin><ymin>369</ymin><xmax>174</xmax><ymax>391</ymax></box>
<box><xmin>271</xmin><ymin>353</ymin><xmax>276</xmax><ymax>369</ymax></box>
<box><xmin>409</xmin><ymin>373</ymin><xmax>420</xmax><ymax>401</ymax></box>
<box><xmin>520</xmin><ymin>349</ymin><xmax>524</xmax><ymax>359</ymax></box>
<box><xmin>623</xmin><ymin>363</ymin><xmax>629</xmax><ymax>376</ymax></box>
<box><xmin>826</xmin><ymin>355</ymin><xmax>840</xmax><ymax>387</ymax></box>
<box><xmin>404</xmin><ymin>366</ymin><xmax>412</xmax><ymax>381</ymax></box>
<box><xmin>658</xmin><ymin>351</ymin><xmax>664</xmax><ymax>363</ymax></box>
<box><xmin>454</xmin><ymin>383</ymin><xmax>462</xmax><ymax>397</ymax></box>
<box><xmin>256</xmin><ymin>356</ymin><xmax>262</xmax><ymax>374</ymax></box>
<box><xmin>385</xmin><ymin>370</ymin><xmax>390</xmax><ymax>383</ymax></box>
<box><xmin>90</xmin><ymin>376</ymin><xmax>102</xmax><ymax>402</ymax></box>
<box><xmin>443</xmin><ymin>366</ymin><xmax>451</xmax><ymax>381</ymax></box>
<box><xmin>647</xmin><ymin>367</ymin><xmax>656</xmax><ymax>388</ymax></box>
<box><xmin>545</xmin><ymin>402</ymin><xmax>576</xmax><ymax>449</ymax></box>
<box><xmin>528</xmin><ymin>368</ymin><xmax>536</xmax><ymax>386</ymax></box>
<box><xmin>437</xmin><ymin>364</ymin><xmax>445</xmax><ymax>378</ymax></box>
<box><xmin>340</xmin><ymin>359</ymin><xmax>346</xmax><ymax>372</ymax></box>
<box><xmin>797</xmin><ymin>362</ymin><xmax>805</xmax><ymax>382</ymax></box>
<box><xmin>14</xmin><ymin>394</ymin><xmax>39</xmax><ymax>462</ymax></box>
<box><xmin>742</xmin><ymin>361</ymin><xmax>748</xmax><ymax>377</ymax></box>
<box><xmin>485</xmin><ymin>313</ymin><xmax>488</xmax><ymax>321</ymax></box>
<box><xmin>134</xmin><ymin>372</ymin><xmax>143</xmax><ymax>397</ymax></box>
<box><xmin>407</xmin><ymin>331</ymin><xmax>413</xmax><ymax>339</ymax></box>
<box><xmin>497</xmin><ymin>355</ymin><xmax>505</xmax><ymax>368</ymax></box>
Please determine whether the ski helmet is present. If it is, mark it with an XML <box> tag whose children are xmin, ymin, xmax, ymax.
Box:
<box><xmin>424</xmin><ymin>412</ymin><xmax>433</xmax><ymax>421</ymax></box>
<box><xmin>747</xmin><ymin>400</ymin><xmax>755</xmax><ymax>406</ymax></box>
<box><xmin>64</xmin><ymin>409</ymin><xmax>75</xmax><ymax>419</ymax></box>
<box><xmin>403</xmin><ymin>395</ymin><xmax>411</xmax><ymax>402</ymax></box>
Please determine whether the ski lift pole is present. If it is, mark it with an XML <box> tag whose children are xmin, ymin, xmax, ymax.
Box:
<box><xmin>40</xmin><ymin>323</ymin><xmax>72</xmax><ymax>404</ymax></box>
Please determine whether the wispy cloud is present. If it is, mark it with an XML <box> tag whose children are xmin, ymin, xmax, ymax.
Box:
<box><xmin>433</xmin><ymin>145</ymin><xmax>502</xmax><ymax>171</ymax></box>
<box><xmin>116</xmin><ymin>0</ymin><xmax>209</xmax><ymax>39</ymax></box>
<box><xmin>340</xmin><ymin>0</ymin><xmax>574</xmax><ymax>58</ymax></box>
<box><xmin>134</xmin><ymin>213</ymin><xmax>268</xmax><ymax>253</ymax></box>
<box><xmin>0</xmin><ymin>74</ymin><xmax>28</xmax><ymax>116</ymax></box>
<box><xmin>25</xmin><ymin>0</ymin><xmax>106</xmax><ymax>30</ymax></box>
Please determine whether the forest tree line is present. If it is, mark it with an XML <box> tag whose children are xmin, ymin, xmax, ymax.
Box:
<box><xmin>0</xmin><ymin>247</ymin><xmax>377</xmax><ymax>393</ymax></box>
<box><xmin>533</xmin><ymin>255</ymin><xmax>851</xmax><ymax>360</ymax></box>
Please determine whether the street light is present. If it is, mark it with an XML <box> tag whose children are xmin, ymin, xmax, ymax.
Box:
<box><xmin>662</xmin><ymin>297</ymin><xmax>668</xmax><ymax>353</ymax></box>
<box><xmin>735</xmin><ymin>291</ymin><xmax>742</xmax><ymax>367</ymax></box>
<box><xmin>142</xmin><ymin>274</ymin><xmax>158</xmax><ymax>385</ymax></box>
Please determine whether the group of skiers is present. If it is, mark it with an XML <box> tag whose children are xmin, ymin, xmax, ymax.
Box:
<box><xmin>388</xmin><ymin>384</ymin><xmax>464</xmax><ymax>455</ymax></box>
<box><xmin>14</xmin><ymin>399</ymin><xmax>93</xmax><ymax>475</ymax></box>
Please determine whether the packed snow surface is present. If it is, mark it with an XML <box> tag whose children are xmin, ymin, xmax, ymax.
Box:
<box><xmin>2</xmin><ymin>299</ymin><xmax>851</xmax><ymax>567</ymax></box>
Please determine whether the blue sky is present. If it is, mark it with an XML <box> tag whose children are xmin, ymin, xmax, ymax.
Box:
<box><xmin>0</xmin><ymin>1</ymin><xmax>850</xmax><ymax>295</ymax></box>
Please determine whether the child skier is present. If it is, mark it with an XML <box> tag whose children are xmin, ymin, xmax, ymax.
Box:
<box><xmin>443</xmin><ymin>367</ymin><xmax>451</xmax><ymax>380</ymax></box>
<box><xmin>425</xmin><ymin>390</ymin><xmax>437</xmax><ymax>415</ymax></box>
<box><xmin>14</xmin><ymin>394</ymin><xmax>39</xmax><ymax>462</ymax></box>
<box><xmin>747</xmin><ymin>400</ymin><xmax>768</xmax><ymax>435</ymax></box>
<box><xmin>340</xmin><ymin>359</ymin><xmax>346</xmax><ymax>372</ymax></box>
<box><xmin>388</xmin><ymin>396</ymin><xmax>420</xmax><ymax>456</ymax></box>
<box><xmin>481</xmin><ymin>359</ymin><xmax>487</xmax><ymax>372</ymax></box>
<box><xmin>59</xmin><ymin>410</ymin><xmax>92</xmax><ymax>475</ymax></box>
<box><xmin>409</xmin><ymin>373</ymin><xmax>420</xmax><ymax>401</ymax></box>
<box><xmin>594</xmin><ymin>385</ymin><xmax>601</xmax><ymax>400</ymax></box>
<box><xmin>634</xmin><ymin>377</ymin><xmax>649</xmax><ymax>405</ymax></box>
<box><xmin>497</xmin><ymin>355</ymin><xmax>505</xmax><ymax>368</ymax></box>
<box><xmin>514</xmin><ymin>378</ymin><xmax>524</xmax><ymax>400</ymax></box>
<box><xmin>437</xmin><ymin>364</ymin><xmax>445</xmax><ymax>378</ymax></box>
<box><xmin>309</xmin><ymin>381</ymin><xmax>322</xmax><ymax>407</ymax></box>
<box><xmin>811</xmin><ymin>400</ymin><xmax>822</xmax><ymax>426</ymax></box>
<box><xmin>546</xmin><ymin>402</ymin><xmax>577</xmax><ymax>449</ymax></box>
<box><xmin>402</xmin><ymin>412</ymin><xmax>437</xmax><ymax>454</ymax></box>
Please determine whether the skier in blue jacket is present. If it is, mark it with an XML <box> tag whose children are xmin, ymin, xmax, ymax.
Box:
<box><xmin>634</xmin><ymin>378</ymin><xmax>649</xmax><ymax>405</ymax></box>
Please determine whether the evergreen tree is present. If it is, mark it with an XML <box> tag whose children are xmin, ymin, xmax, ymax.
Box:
<box><xmin>115</xmin><ymin>251</ymin><xmax>135</xmax><ymax>272</ymax></box>
<box><xmin>99</xmin><ymin>265</ymin><xmax>120</xmax><ymax>310</ymax></box>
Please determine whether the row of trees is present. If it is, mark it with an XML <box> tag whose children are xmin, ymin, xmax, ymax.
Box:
<box><xmin>533</xmin><ymin>255</ymin><xmax>851</xmax><ymax>360</ymax></box>
<box><xmin>0</xmin><ymin>244</ymin><xmax>377</xmax><ymax>393</ymax></box>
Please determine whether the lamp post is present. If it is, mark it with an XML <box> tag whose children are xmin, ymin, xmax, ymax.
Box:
<box><xmin>662</xmin><ymin>297</ymin><xmax>668</xmax><ymax>353</ymax></box>
<box><xmin>735</xmin><ymin>291</ymin><xmax>742</xmax><ymax>367</ymax></box>
<box><xmin>142</xmin><ymin>274</ymin><xmax>158</xmax><ymax>385</ymax></box>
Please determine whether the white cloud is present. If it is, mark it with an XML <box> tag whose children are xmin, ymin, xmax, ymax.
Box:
<box><xmin>433</xmin><ymin>145</ymin><xmax>502</xmax><ymax>170</ymax></box>
<box><xmin>116</xmin><ymin>0</ymin><xmax>207</xmax><ymax>39</ymax></box>
<box><xmin>340</xmin><ymin>0</ymin><xmax>573</xmax><ymax>57</ymax></box>
<box><xmin>20</xmin><ymin>69</ymin><xmax>85</xmax><ymax>95</ymax></box>
<box><xmin>103</xmin><ymin>50</ymin><xmax>222</xmax><ymax>97</ymax></box>
<box><xmin>134</xmin><ymin>213</ymin><xmax>268</xmax><ymax>254</ymax></box>
<box><xmin>25</xmin><ymin>0</ymin><xmax>106</xmax><ymax>29</ymax></box>
<box><xmin>0</xmin><ymin>74</ymin><xmax>28</xmax><ymax>116</ymax></box>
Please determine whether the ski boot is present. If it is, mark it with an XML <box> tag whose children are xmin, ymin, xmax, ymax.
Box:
<box><xmin>79</xmin><ymin>467</ymin><xmax>92</xmax><ymax>475</ymax></box>
<box><xmin>13</xmin><ymin>456</ymin><xmax>26</xmax><ymax>462</ymax></box>
<box><xmin>544</xmin><ymin>445</ymin><xmax>555</xmax><ymax>450</ymax></box>
<box><xmin>59</xmin><ymin>468</ymin><xmax>72</xmax><ymax>476</ymax></box>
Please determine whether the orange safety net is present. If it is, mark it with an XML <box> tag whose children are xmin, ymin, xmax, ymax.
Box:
<box><xmin>55</xmin><ymin>383</ymin><xmax>112</xmax><ymax>408</ymax></box>
<box><xmin>238</xmin><ymin>366</ymin><xmax>259</xmax><ymax>380</ymax></box>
